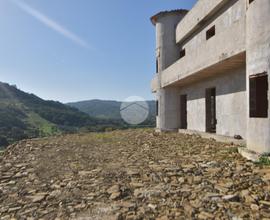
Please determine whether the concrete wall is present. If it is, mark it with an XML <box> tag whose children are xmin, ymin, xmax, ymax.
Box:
<box><xmin>151</xmin><ymin>0</ymin><xmax>270</xmax><ymax>153</ymax></box>
<box><xmin>151</xmin><ymin>75</ymin><xmax>158</xmax><ymax>92</ymax></box>
<box><xmin>176</xmin><ymin>0</ymin><xmax>228</xmax><ymax>43</ymax></box>
<box><xmin>154</xmin><ymin>12</ymin><xmax>186</xmax><ymax>130</ymax></box>
<box><xmin>156</xmin><ymin>14</ymin><xmax>185</xmax><ymax>71</ymax></box>
<box><xmin>161</xmin><ymin>0</ymin><xmax>246</xmax><ymax>88</ymax></box>
<box><xmin>246</xmin><ymin>0</ymin><xmax>270</xmax><ymax>153</ymax></box>
<box><xmin>178</xmin><ymin>67</ymin><xmax>247</xmax><ymax>138</ymax></box>
<box><xmin>159</xmin><ymin>87</ymin><xmax>181</xmax><ymax>130</ymax></box>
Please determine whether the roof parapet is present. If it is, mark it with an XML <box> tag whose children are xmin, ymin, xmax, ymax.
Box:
<box><xmin>151</xmin><ymin>9</ymin><xmax>189</xmax><ymax>25</ymax></box>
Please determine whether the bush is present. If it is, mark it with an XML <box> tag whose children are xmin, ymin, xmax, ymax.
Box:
<box><xmin>257</xmin><ymin>156</ymin><xmax>270</xmax><ymax>166</ymax></box>
<box><xmin>105</xmin><ymin>127</ymin><xmax>114</xmax><ymax>132</ymax></box>
<box><xmin>0</xmin><ymin>136</ymin><xmax>9</xmax><ymax>147</ymax></box>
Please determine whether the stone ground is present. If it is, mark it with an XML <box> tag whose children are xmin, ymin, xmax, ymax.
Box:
<box><xmin>0</xmin><ymin>129</ymin><xmax>270</xmax><ymax>220</ymax></box>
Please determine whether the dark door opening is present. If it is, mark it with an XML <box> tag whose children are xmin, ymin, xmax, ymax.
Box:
<box><xmin>180</xmin><ymin>94</ymin><xmax>187</xmax><ymax>129</ymax></box>
<box><xmin>206</xmin><ymin>88</ymin><xmax>217</xmax><ymax>133</ymax></box>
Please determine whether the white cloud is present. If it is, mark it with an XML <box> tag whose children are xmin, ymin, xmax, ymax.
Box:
<box><xmin>11</xmin><ymin>0</ymin><xmax>90</xmax><ymax>49</ymax></box>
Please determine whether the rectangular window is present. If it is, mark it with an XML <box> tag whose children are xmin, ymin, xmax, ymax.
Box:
<box><xmin>250</xmin><ymin>73</ymin><xmax>268</xmax><ymax>118</ymax></box>
<box><xmin>156</xmin><ymin>100</ymin><xmax>159</xmax><ymax>116</ymax></box>
<box><xmin>206</xmin><ymin>88</ymin><xmax>217</xmax><ymax>133</ymax></box>
<box><xmin>156</xmin><ymin>59</ymin><xmax>158</xmax><ymax>73</ymax></box>
<box><xmin>206</xmin><ymin>26</ymin><xmax>216</xmax><ymax>40</ymax></box>
<box><xmin>180</xmin><ymin>49</ymin><xmax>186</xmax><ymax>59</ymax></box>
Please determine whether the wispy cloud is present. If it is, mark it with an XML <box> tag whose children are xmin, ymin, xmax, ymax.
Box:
<box><xmin>11</xmin><ymin>0</ymin><xmax>90</xmax><ymax>49</ymax></box>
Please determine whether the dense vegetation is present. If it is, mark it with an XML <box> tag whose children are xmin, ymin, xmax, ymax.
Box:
<box><xmin>67</xmin><ymin>99</ymin><xmax>156</xmax><ymax>136</ymax></box>
<box><xmin>0</xmin><ymin>82</ymin><xmax>156</xmax><ymax>148</ymax></box>
<box><xmin>67</xmin><ymin>99</ymin><xmax>156</xmax><ymax>124</ymax></box>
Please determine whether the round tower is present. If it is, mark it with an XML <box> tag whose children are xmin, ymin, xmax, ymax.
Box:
<box><xmin>246</xmin><ymin>0</ymin><xmax>270</xmax><ymax>153</ymax></box>
<box><xmin>151</xmin><ymin>10</ymin><xmax>188</xmax><ymax>131</ymax></box>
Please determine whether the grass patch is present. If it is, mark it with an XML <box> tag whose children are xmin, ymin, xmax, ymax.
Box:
<box><xmin>90</xmin><ymin>132</ymin><xmax>116</xmax><ymax>142</ymax></box>
<box><xmin>27</xmin><ymin>112</ymin><xmax>61</xmax><ymax>137</ymax></box>
<box><xmin>0</xmin><ymin>148</ymin><xmax>4</xmax><ymax>155</ymax></box>
<box><xmin>226</xmin><ymin>147</ymin><xmax>239</xmax><ymax>154</ymax></box>
<box><xmin>256</xmin><ymin>156</ymin><xmax>270</xmax><ymax>166</ymax></box>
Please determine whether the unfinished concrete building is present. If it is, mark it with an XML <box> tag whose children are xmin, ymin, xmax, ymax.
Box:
<box><xmin>151</xmin><ymin>0</ymin><xmax>270</xmax><ymax>154</ymax></box>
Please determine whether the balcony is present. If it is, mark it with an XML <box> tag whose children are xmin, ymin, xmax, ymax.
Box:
<box><xmin>160</xmin><ymin>12</ymin><xmax>246</xmax><ymax>88</ymax></box>
<box><xmin>176</xmin><ymin>0</ymin><xmax>230</xmax><ymax>44</ymax></box>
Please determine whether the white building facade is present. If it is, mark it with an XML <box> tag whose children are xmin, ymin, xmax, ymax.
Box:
<box><xmin>151</xmin><ymin>0</ymin><xmax>270</xmax><ymax>153</ymax></box>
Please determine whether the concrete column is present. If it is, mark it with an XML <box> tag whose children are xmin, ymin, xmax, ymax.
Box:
<box><xmin>246</xmin><ymin>0</ymin><xmax>270</xmax><ymax>153</ymax></box>
<box><xmin>159</xmin><ymin>87</ymin><xmax>181</xmax><ymax>130</ymax></box>
<box><xmin>151</xmin><ymin>10</ymin><xmax>187</xmax><ymax>131</ymax></box>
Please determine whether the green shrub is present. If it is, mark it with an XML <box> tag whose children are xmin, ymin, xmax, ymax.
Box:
<box><xmin>0</xmin><ymin>136</ymin><xmax>8</xmax><ymax>147</ymax></box>
<box><xmin>257</xmin><ymin>156</ymin><xmax>270</xmax><ymax>166</ymax></box>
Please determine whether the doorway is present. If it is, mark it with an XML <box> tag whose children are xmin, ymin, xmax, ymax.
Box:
<box><xmin>206</xmin><ymin>88</ymin><xmax>216</xmax><ymax>133</ymax></box>
<box><xmin>180</xmin><ymin>94</ymin><xmax>187</xmax><ymax>129</ymax></box>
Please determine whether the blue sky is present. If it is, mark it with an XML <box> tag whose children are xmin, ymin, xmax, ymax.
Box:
<box><xmin>0</xmin><ymin>0</ymin><xmax>197</xmax><ymax>102</ymax></box>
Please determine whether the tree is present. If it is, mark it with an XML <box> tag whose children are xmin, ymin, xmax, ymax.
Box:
<box><xmin>0</xmin><ymin>136</ymin><xmax>8</xmax><ymax>147</ymax></box>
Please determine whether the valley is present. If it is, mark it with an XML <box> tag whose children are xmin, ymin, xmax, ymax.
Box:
<box><xmin>0</xmin><ymin>82</ymin><xmax>155</xmax><ymax>148</ymax></box>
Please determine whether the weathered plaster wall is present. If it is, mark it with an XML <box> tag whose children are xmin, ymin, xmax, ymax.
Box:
<box><xmin>161</xmin><ymin>0</ymin><xmax>246</xmax><ymax>88</ymax></box>
<box><xmin>154</xmin><ymin>12</ymin><xmax>186</xmax><ymax>130</ymax></box>
<box><xmin>151</xmin><ymin>0</ymin><xmax>270</xmax><ymax>153</ymax></box>
<box><xmin>246</xmin><ymin>0</ymin><xmax>270</xmax><ymax>153</ymax></box>
<box><xmin>178</xmin><ymin>67</ymin><xmax>247</xmax><ymax>138</ymax></box>
<box><xmin>155</xmin><ymin>13</ymin><xmax>186</xmax><ymax>72</ymax></box>
<box><xmin>176</xmin><ymin>0</ymin><xmax>228</xmax><ymax>43</ymax></box>
<box><xmin>159</xmin><ymin>87</ymin><xmax>181</xmax><ymax>130</ymax></box>
<box><xmin>151</xmin><ymin>75</ymin><xmax>158</xmax><ymax>92</ymax></box>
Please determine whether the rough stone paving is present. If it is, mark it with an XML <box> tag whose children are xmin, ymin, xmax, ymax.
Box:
<box><xmin>0</xmin><ymin>129</ymin><xmax>270</xmax><ymax>220</ymax></box>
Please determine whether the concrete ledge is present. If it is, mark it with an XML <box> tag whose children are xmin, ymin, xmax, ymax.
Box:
<box><xmin>238</xmin><ymin>147</ymin><xmax>260</xmax><ymax>162</ymax></box>
<box><xmin>178</xmin><ymin>129</ymin><xmax>246</xmax><ymax>145</ymax></box>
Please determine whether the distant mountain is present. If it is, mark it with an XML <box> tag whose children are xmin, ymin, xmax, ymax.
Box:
<box><xmin>67</xmin><ymin>100</ymin><xmax>122</xmax><ymax>119</ymax></box>
<box><xmin>67</xmin><ymin>99</ymin><xmax>156</xmax><ymax>121</ymax></box>
<box><xmin>0</xmin><ymin>82</ymin><xmax>123</xmax><ymax>148</ymax></box>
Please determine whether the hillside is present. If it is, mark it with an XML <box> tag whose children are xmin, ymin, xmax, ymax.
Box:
<box><xmin>67</xmin><ymin>99</ymin><xmax>156</xmax><ymax>122</ymax></box>
<box><xmin>0</xmin><ymin>129</ymin><xmax>270</xmax><ymax>219</ymax></box>
<box><xmin>0</xmin><ymin>82</ymin><xmax>121</xmax><ymax>148</ymax></box>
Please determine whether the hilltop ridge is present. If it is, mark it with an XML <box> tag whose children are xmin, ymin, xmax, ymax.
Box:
<box><xmin>67</xmin><ymin>99</ymin><xmax>156</xmax><ymax>121</ymax></box>
<box><xmin>0</xmin><ymin>82</ymin><xmax>124</xmax><ymax>147</ymax></box>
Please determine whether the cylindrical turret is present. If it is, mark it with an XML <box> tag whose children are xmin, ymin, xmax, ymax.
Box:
<box><xmin>246</xmin><ymin>0</ymin><xmax>270</xmax><ymax>153</ymax></box>
<box><xmin>151</xmin><ymin>10</ymin><xmax>188</xmax><ymax>72</ymax></box>
<box><xmin>151</xmin><ymin>10</ymin><xmax>188</xmax><ymax>130</ymax></box>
